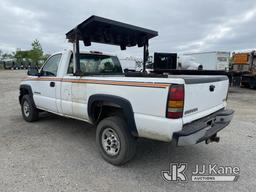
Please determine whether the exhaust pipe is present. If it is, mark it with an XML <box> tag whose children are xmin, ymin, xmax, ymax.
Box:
<box><xmin>206</xmin><ymin>134</ymin><xmax>220</xmax><ymax>144</ymax></box>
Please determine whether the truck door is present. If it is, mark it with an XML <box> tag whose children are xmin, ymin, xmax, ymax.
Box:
<box><xmin>32</xmin><ymin>54</ymin><xmax>62</xmax><ymax>113</ymax></box>
<box><xmin>61</xmin><ymin>54</ymin><xmax>75</xmax><ymax>117</ymax></box>
<box><xmin>61</xmin><ymin>54</ymin><xmax>88</xmax><ymax>119</ymax></box>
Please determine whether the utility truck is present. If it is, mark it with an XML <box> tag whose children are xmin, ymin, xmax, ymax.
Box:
<box><xmin>232</xmin><ymin>51</ymin><xmax>256</xmax><ymax>89</ymax></box>
<box><xmin>19</xmin><ymin>16</ymin><xmax>234</xmax><ymax>165</ymax></box>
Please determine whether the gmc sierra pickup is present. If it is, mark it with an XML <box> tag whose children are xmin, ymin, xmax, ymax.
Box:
<box><xmin>19</xmin><ymin>16</ymin><xmax>234</xmax><ymax>165</ymax></box>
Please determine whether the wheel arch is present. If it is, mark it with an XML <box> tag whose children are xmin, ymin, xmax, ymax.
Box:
<box><xmin>88</xmin><ymin>94</ymin><xmax>138</xmax><ymax>137</ymax></box>
<box><xmin>19</xmin><ymin>84</ymin><xmax>36</xmax><ymax>107</ymax></box>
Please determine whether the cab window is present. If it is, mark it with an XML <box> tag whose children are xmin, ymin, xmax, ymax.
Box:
<box><xmin>67</xmin><ymin>54</ymin><xmax>122</xmax><ymax>74</ymax></box>
<box><xmin>41</xmin><ymin>54</ymin><xmax>62</xmax><ymax>76</ymax></box>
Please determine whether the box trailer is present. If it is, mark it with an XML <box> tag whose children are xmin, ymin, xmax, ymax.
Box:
<box><xmin>183</xmin><ymin>51</ymin><xmax>230</xmax><ymax>71</ymax></box>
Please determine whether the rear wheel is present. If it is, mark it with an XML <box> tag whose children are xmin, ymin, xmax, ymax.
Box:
<box><xmin>21</xmin><ymin>95</ymin><xmax>39</xmax><ymax>122</ymax></box>
<box><xmin>96</xmin><ymin>116</ymin><xmax>136</xmax><ymax>165</ymax></box>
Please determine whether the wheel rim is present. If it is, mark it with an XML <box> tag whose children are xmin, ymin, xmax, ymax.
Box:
<box><xmin>101</xmin><ymin>128</ymin><xmax>120</xmax><ymax>156</ymax></box>
<box><xmin>23</xmin><ymin>101</ymin><xmax>30</xmax><ymax>117</ymax></box>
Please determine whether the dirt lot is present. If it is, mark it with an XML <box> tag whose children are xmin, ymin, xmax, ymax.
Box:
<box><xmin>0</xmin><ymin>70</ymin><xmax>255</xmax><ymax>192</ymax></box>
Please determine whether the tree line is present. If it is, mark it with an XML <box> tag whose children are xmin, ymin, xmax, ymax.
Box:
<box><xmin>0</xmin><ymin>39</ymin><xmax>50</xmax><ymax>67</ymax></box>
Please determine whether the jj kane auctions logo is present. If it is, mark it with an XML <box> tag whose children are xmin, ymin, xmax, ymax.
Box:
<box><xmin>162</xmin><ymin>163</ymin><xmax>240</xmax><ymax>182</ymax></box>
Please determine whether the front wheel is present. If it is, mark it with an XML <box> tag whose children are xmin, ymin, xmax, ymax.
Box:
<box><xmin>96</xmin><ymin>116</ymin><xmax>137</xmax><ymax>165</ymax></box>
<box><xmin>21</xmin><ymin>95</ymin><xmax>39</xmax><ymax>122</ymax></box>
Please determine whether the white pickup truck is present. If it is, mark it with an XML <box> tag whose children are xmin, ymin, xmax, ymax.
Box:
<box><xmin>19</xmin><ymin>16</ymin><xmax>234</xmax><ymax>165</ymax></box>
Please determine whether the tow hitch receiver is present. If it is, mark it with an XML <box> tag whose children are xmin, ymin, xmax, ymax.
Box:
<box><xmin>206</xmin><ymin>134</ymin><xmax>220</xmax><ymax>144</ymax></box>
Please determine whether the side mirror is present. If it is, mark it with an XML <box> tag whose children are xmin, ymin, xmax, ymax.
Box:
<box><xmin>27</xmin><ymin>67</ymin><xmax>40</xmax><ymax>76</ymax></box>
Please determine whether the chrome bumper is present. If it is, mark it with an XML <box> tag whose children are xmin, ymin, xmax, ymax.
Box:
<box><xmin>174</xmin><ymin>109</ymin><xmax>234</xmax><ymax>146</ymax></box>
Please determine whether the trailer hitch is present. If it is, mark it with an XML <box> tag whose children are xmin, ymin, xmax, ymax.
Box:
<box><xmin>205</xmin><ymin>134</ymin><xmax>220</xmax><ymax>144</ymax></box>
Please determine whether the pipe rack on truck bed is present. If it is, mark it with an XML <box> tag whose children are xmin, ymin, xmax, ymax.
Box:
<box><xmin>66</xmin><ymin>15</ymin><xmax>158</xmax><ymax>75</ymax></box>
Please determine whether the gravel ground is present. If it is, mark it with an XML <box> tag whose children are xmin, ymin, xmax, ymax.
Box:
<box><xmin>0</xmin><ymin>70</ymin><xmax>255</xmax><ymax>192</ymax></box>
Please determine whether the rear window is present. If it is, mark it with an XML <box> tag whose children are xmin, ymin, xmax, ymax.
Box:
<box><xmin>68</xmin><ymin>54</ymin><xmax>122</xmax><ymax>74</ymax></box>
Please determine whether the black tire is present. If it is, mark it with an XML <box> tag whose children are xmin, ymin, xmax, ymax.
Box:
<box><xmin>96</xmin><ymin>116</ymin><xmax>136</xmax><ymax>165</ymax></box>
<box><xmin>21</xmin><ymin>95</ymin><xmax>39</xmax><ymax>122</ymax></box>
<box><xmin>249</xmin><ymin>82</ymin><xmax>255</xmax><ymax>89</ymax></box>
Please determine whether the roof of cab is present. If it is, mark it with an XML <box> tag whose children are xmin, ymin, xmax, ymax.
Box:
<box><xmin>60</xmin><ymin>49</ymin><xmax>116</xmax><ymax>57</ymax></box>
<box><xmin>66</xmin><ymin>15</ymin><xmax>158</xmax><ymax>49</ymax></box>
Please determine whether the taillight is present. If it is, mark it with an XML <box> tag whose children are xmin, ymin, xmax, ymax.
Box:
<box><xmin>166</xmin><ymin>85</ymin><xmax>184</xmax><ymax>119</ymax></box>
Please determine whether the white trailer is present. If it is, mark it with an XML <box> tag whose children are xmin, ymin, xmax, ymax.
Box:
<box><xmin>183</xmin><ymin>52</ymin><xmax>230</xmax><ymax>71</ymax></box>
<box><xmin>119</xmin><ymin>58</ymin><xmax>137</xmax><ymax>71</ymax></box>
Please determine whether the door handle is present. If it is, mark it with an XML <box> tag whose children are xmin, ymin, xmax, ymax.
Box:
<box><xmin>50</xmin><ymin>82</ymin><xmax>55</xmax><ymax>87</ymax></box>
<box><xmin>209</xmin><ymin>85</ymin><xmax>215</xmax><ymax>92</ymax></box>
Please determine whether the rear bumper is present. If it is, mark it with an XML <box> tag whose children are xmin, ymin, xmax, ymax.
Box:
<box><xmin>173</xmin><ymin>109</ymin><xmax>234</xmax><ymax>146</ymax></box>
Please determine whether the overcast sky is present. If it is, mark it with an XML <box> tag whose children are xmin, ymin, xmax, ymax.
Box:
<box><xmin>0</xmin><ymin>0</ymin><xmax>256</xmax><ymax>58</ymax></box>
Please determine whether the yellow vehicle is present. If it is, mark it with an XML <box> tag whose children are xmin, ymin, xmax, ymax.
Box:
<box><xmin>232</xmin><ymin>51</ymin><xmax>256</xmax><ymax>89</ymax></box>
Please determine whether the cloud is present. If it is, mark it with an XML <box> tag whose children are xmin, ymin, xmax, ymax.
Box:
<box><xmin>0</xmin><ymin>0</ymin><xmax>256</xmax><ymax>57</ymax></box>
<box><xmin>178</xmin><ymin>6</ymin><xmax>256</xmax><ymax>52</ymax></box>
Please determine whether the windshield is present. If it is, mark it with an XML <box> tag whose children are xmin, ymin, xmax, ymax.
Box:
<box><xmin>68</xmin><ymin>54</ymin><xmax>123</xmax><ymax>74</ymax></box>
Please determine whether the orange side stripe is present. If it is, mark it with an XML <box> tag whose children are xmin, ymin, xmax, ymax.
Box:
<box><xmin>62</xmin><ymin>79</ymin><xmax>170</xmax><ymax>88</ymax></box>
<box><xmin>25</xmin><ymin>77</ymin><xmax>62</xmax><ymax>81</ymax></box>
<box><xmin>24</xmin><ymin>77</ymin><xmax>170</xmax><ymax>88</ymax></box>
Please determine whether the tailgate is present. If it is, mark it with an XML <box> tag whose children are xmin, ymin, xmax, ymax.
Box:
<box><xmin>182</xmin><ymin>76</ymin><xmax>229</xmax><ymax>123</ymax></box>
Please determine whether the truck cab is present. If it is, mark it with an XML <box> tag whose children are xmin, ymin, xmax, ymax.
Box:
<box><xmin>25</xmin><ymin>50</ymin><xmax>123</xmax><ymax>117</ymax></box>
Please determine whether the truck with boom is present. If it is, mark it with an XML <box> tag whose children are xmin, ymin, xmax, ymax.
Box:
<box><xmin>19</xmin><ymin>16</ymin><xmax>234</xmax><ymax>165</ymax></box>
